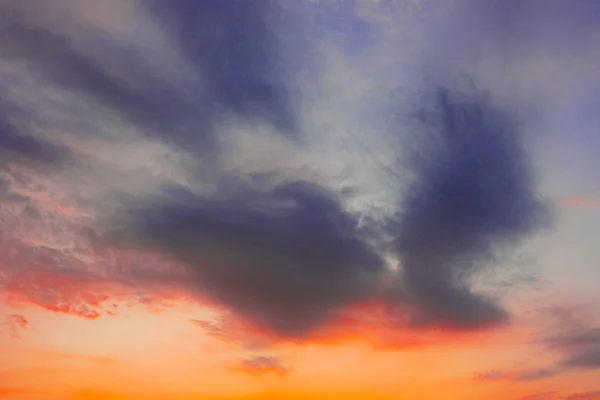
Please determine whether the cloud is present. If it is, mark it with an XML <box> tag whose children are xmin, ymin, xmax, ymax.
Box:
<box><xmin>0</xmin><ymin>386</ymin><xmax>35</xmax><ymax>396</ymax></box>
<box><xmin>6</xmin><ymin>268</ymin><xmax>114</xmax><ymax>320</ymax></box>
<box><xmin>551</xmin><ymin>327</ymin><xmax>600</xmax><ymax>370</ymax></box>
<box><xmin>514</xmin><ymin>367</ymin><xmax>559</xmax><ymax>382</ymax></box>
<box><xmin>392</xmin><ymin>84</ymin><xmax>550</xmax><ymax>328</ymax></box>
<box><xmin>190</xmin><ymin>319</ymin><xmax>232</xmax><ymax>340</ymax></box>
<box><xmin>190</xmin><ymin>316</ymin><xmax>278</xmax><ymax>351</ymax></box>
<box><xmin>566</xmin><ymin>392</ymin><xmax>600</xmax><ymax>400</ymax></box>
<box><xmin>119</xmin><ymin>181</ymin><xmax>384</xmax><ymax>337</ymax></box>
<box><xmin>537</xmin><ymin>304</ymin><xmax>600</xmax><ymax>371</ymax></box>
<box><xmin>0</xmin><ymin>314</ymin><xmax>28</xmax><ymax>338</ymax></box>
<box><xmin>9</xmin><ymin>314</ymin><xmax>27</xmax><ymax>328</ymax></box>
<box><xmin>0</xmin><ymin>107</ymin><xmax>72</xmax><ymax>167</ymax></box>
<box><xmin>0</xmin><ymin>0</ymin><xmax>559</xmax><ymax>344</ymax></box>
<box><xmin>480</xmin><ymin>304</ymin><xmax>600</xmax><ymax>383</ymax></box>
<box><xmin>475</xmin><ymin>366</ymin><xmax>558</xmax><ymax>383</ymax></box>
<box><xmin>2</xmin><ymin>0</ymin><xmax>302</xmax><ymax>148</ymax></box>
<box><xmin>234</xmin><ymin>356</ymin><xmax>289</xmax><ymax>377</ymax></box>
<box><xmin>112</xmin><ymin>79</ymin><xmax>551</xmax><ymax>337</ymax></box>
<box><xmin>521</xmin><ymin>393</ymin><xmax>558</xmax><ymax>400</ymax></box>
<box><xmin>146</xmin><ymin>0</ymin><xmax>303</xmax><ymax>136</ymax></box>
<box><xmin>475</xmin><ymin>369</ymin><xmax>507</xmax><ymax>382</ymax></box>
<box><xmin>561</xmin><ymin>349</ymin><xmax>600</xmax><ymax>370</ymax></box>
<box><xmin>190</xmin><ymin>318</ymin><xmax>241</xmax><ymax>344</ymax></box>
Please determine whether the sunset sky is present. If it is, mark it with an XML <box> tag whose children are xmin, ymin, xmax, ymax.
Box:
<box><xmin>1</xmin><ymin>1</ymin><xmax>600</xmax><ymax>399</ymax></box>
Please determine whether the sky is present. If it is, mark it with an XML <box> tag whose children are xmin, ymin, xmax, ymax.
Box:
<box><xmin>0</xmin><ymin>0</ymin><xmax>600</xmax><ymax>399</ymax></box>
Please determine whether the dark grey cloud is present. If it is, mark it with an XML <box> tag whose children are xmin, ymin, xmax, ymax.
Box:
<box><xmin>0</xmin><ymin>314</ymin><xmax>28</xmax><ymax>338</ymax></box>
<box><xmin>480</xmin><ymin>307</ymin><xmax>600</xmax><ymax>383</ymax></box>
<box><xmin>148</xmin><ymin>0</ymin><xmax>301</xmax><ymax>136</ymax></box>
<box><xmin>190</xmin><ymin>319</ymin><xmax>232</xmax><ymax>341</ymax></box>
<box><xmin>0</xmin><ymin>0</ymin><xmax>303</xmax><ymax>156</ymax></box>
<box><xmin>119</xmin><ymin>181</ymin><xmax>384</xmax><ymax>337</ymax></box>
<box><xmin>549</xmin><ymin>327</ymin><xmax>600</xmax><ymax>370</ymax></box>
<box><xmin>475</xmin><ymin>369</ymin><xmax>506</xmax><ymax>381</ymax></box>
<box><xmin>0</xmin><ymin>102</ymin><xmax>71</xmax><ymax>168</ymax></box>
<box><xmin>393</xmin><ymin>84</ymin><xmax>550</xmax><ymax>328</ymax></box>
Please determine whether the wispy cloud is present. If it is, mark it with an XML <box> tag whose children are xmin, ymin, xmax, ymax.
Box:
<box><xmin>234</xmin><ymin>356</ymin><xmax>290</xmax><ymax>377</ymax></box>
<box><xmin>558</xmin><ymin>197</ymin><xmax>600</xmax><ymax>209</ymax></box>
<box><xmin>0</xmin><ymin>386</ymin><xmax>35</xmax><ymax>396</ymax></box>
<box><xmin>521</xmin><ymin>392</ymin><xmax>558</xmax><ymax>400</ymax></box>
<box><xmin>565</xmin><ymin>392</ymin><xmax>600</xmax><ymax>400</ymax></box>
<box><xmin>0</xmin><ymin>1</ymin><xmax>600</xmax><ymax>399</ymax></box>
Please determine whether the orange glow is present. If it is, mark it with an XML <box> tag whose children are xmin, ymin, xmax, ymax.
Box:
<box><xmin>2</xmin><ymin>266</ymin><xmax>597</xmax><ymax>400</ymax></box>
<box><xmin>3</xmin><ymin>288</ymin><xmax>589</xmax><ymax>400</ymax></box>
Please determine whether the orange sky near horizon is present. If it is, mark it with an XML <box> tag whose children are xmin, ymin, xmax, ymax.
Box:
<box><xmin>2</xmin><ymin>293</ymin><xmax>599</xmax><ymax>400</ymax></box>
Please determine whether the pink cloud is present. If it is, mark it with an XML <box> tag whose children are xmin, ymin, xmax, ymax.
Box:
<box><xmin>558</xmin><ymin>197</ymin><xmax>599</xmax><ymax>209</ymax></box>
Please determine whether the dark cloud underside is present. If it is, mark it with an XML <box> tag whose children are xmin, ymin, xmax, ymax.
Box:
<box><xmin>394</xmin><ymin>85</ymin><xmax>549</xmax><ymax>327</ymax></box>
<box><xmin>120</xmin><ymin>182</ymin><xmax>384</xmax><ymax>337</ymax></box>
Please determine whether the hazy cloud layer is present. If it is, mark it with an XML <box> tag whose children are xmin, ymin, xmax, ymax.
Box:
<box><xmin>476</xmin><ymin>366</ymin><xmax>558</xmax><ymax>383</ymax></box>
<box><xmin>120</xmin><ymin>182</ymin><xmax>384</xmax><ymax>336</ymax></box>
<box><xmin>0</xmin><ymin>314</ymin><xmax>28</xmax><ymax>338</ymax></box>
<box><xmin>480</xmin><ymin>304</ymin><xmax>600</xmax><ymax>383</ymax></box>
<box><xmin>550</xmin><ymin>327</ymin><xmax>600</xmax><ymax>370</ymax></box>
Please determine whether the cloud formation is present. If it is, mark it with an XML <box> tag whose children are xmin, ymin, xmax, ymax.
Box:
<box><xmin>0</xmin><ymin>0</ymin><xmax>572</xmax><ymax>344</ymax></box>
<box><xmin>549</xmin><ymin>326</ymin><xmax>600</xmax><ymax>370</ymax></box>
<box><xmin>558</xmin><ymin>197</ymin><xmax>600</xmax><ymax>210</ymax></box>
<box><xmin>393</xmin><ymin>84</ymin><xmax>549</xmax><ymax>327</ymax></box>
